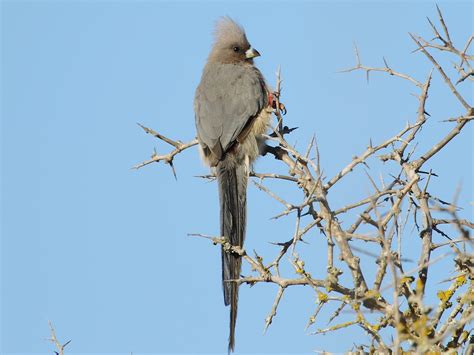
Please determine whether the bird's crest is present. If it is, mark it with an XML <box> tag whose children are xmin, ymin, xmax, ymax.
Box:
<box><xmin>213</xmin><ymin>17</ymin><xmax>248</xmax><ymax>46</ymax></box>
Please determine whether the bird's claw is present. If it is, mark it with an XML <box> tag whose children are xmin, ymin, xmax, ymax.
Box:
<box><xmin>277</xmin><ymin>101</ymin><xmax>287</xmax><ymax>115</ymax></box>
<box><xmin>268</xmin><ymin>92</ymin><xmax>287</xmax><ymax>115</ymax></box>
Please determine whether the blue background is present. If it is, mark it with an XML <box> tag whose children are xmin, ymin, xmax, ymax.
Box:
<box><xmin>1</xmin><ymin>0</ymin><xmax>472</xmax><ymax>354</ymax></box>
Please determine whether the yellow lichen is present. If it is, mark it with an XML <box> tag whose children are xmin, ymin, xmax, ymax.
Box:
<box><xmin>400</xmin><ymin>276</ymin><xmax>415</xmax><ymax>284</ymax></box>
<box><xmin>365</xmin><ymin>289</ymin><xmax>381</xmax><ymax>299</ymax></box>
<box><xmin>437</xmin><ymin>289</ymin><xmax>453</xmax><ymax>303</ymax></box>
<box><xmin>317</xmin><ymin>291</ymin><xmax>328</xmax><ymax>303</ymax></box>
<box><xmin>455</xmin><ymin>274</ymin><xmax>466</xmax><ymax>287</ymax></box>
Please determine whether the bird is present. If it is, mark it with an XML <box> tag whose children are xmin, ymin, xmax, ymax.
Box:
<box><xmin>194</xmin><ymin>17</ymin><xmax>273</xmax><ymax>352</ymax></box>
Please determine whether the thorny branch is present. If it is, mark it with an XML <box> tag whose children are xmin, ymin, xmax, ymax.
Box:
<box><xmin>48</xmin><ymin>321</ymin><xmax>71</xmax><ymax>355</ymax></box>
<box><xmin>136</xmin><ymin>7</ymin><xmax>473</xmax><ymax>354</ymax></box>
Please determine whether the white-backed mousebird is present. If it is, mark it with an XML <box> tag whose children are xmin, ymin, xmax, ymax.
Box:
<box><xmin>194</xmin><ymin>17</ymin><xmax>274</xmax><ymax>352</ymax></box>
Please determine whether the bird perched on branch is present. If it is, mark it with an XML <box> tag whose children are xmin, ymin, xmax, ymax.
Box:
<box><xmin>194</xmin><ymin>17</ymin><xmax>274</xmax><ymax>352</ymax></box>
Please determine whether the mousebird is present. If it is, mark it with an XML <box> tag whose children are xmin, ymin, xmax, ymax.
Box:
<box><xmin>194</xmin><ymin>17</ymin><xmax>274</xmax><ymax>352</ymax></box>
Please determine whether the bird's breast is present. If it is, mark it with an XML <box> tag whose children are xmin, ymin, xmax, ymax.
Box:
<box><xmin>236</xmin><ymin>106</ymin><xmax>273</xmax><ymax>164</ymax></box>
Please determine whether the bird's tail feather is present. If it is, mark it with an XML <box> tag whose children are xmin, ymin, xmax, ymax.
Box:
<box><xmin>217</xmin><ymin>158</ymin><xmax>248</xmax><ymax>353</ymax></box>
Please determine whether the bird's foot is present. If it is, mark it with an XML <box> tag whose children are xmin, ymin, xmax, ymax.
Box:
<box><xmin>268</xmin><ymin>92</ymin><xmax>287</xmax><ymax>115</ymax></box>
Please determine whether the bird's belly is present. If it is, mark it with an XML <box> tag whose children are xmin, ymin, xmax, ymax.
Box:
<box><xmin>239</xmin><ymin>107</ymin><xmax>272</xmax><ymax>164</ymax></box>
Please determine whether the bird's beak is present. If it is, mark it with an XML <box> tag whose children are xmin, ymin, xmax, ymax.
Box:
<box><xmin>245</xmin><ymin>47</ymin><xmax>260</xmax><ymax>59</ymax></box>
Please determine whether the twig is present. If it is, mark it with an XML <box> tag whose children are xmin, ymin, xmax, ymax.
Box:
<box><xmin>48</xmin><ymin>321</ymin><xmax>71</xmax><ymax>355</ymax></box>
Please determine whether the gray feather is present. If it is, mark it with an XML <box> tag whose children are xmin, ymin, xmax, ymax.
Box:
<box><xmin>195</xmin><ymin>63</ymin><xmax>266</xmax><ymax>162</ymax></box>
<box><xmin>217</xmin><ymin>160</ymin><xmax>247</xmax><ymax>353</ymax></box>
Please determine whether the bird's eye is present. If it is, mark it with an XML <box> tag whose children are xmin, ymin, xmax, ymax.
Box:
<box><xmin>233</xmin><ymin>46</ymin><xmax>240</xmax><ymax>52</ymax></box>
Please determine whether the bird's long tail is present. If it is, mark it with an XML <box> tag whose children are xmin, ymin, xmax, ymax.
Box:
<box><xmin>217</xmin><ymin>158</ymin><xmax>248</xmax><ymax>353</ymax></box>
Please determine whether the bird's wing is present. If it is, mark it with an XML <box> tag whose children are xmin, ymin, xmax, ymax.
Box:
<box><xmin>194</xmin><ymin>63</ymin><xmax>266</xmax><ymax>160</ymax></box>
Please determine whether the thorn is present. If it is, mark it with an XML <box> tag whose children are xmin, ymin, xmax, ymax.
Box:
<box><xmin>137</xmin><ymin>122</ymin><xmax>150</xmax><ymax>134</ymax></box>
<box><xmin>353</xmin><ymin>42</ymin><xmax>361</xmax><ymax>65</ymax></box>
<box><xmin>169</xmin><ymin>160</ymin><xmax>178</xmax><ymax>180</ymax></box>
<box><xmin>418</xmin><ymin>170</ymin><xmax>438</xmax><ymax>177</ymax></box>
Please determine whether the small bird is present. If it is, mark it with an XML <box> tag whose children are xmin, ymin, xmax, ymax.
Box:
<box><xmin>194</xmin><ymin>17</ymin><xmax>273</xmax><ymax>352</ymax></box>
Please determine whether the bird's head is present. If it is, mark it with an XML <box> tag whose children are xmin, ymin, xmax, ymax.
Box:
<box><xmin>208</xmin><ymin>17</ymin><xmax>260</xmax><ymax>64</ymax></box>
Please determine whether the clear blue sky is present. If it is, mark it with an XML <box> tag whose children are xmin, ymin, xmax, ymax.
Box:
<box><xmin>1</xmin><ymin>0</ymin><xmax>472</xmax><ymax>354</ymax></box>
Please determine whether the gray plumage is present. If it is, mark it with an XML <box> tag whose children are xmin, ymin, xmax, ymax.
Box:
<box><xmin>195</xmin><ymin>64</ymin><xmax>266</xmax><ymax>163</ymax></box>
<box><xmin>194</xmin><ymin>17</ymin><xmax>271</xmax><ymax>352</ymax></box>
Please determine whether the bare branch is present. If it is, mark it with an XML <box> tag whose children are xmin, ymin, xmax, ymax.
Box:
<box><xmin>48</xmin><ymin>322</ymin><xmax>71</xmax><ymax>355</ymax></box>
